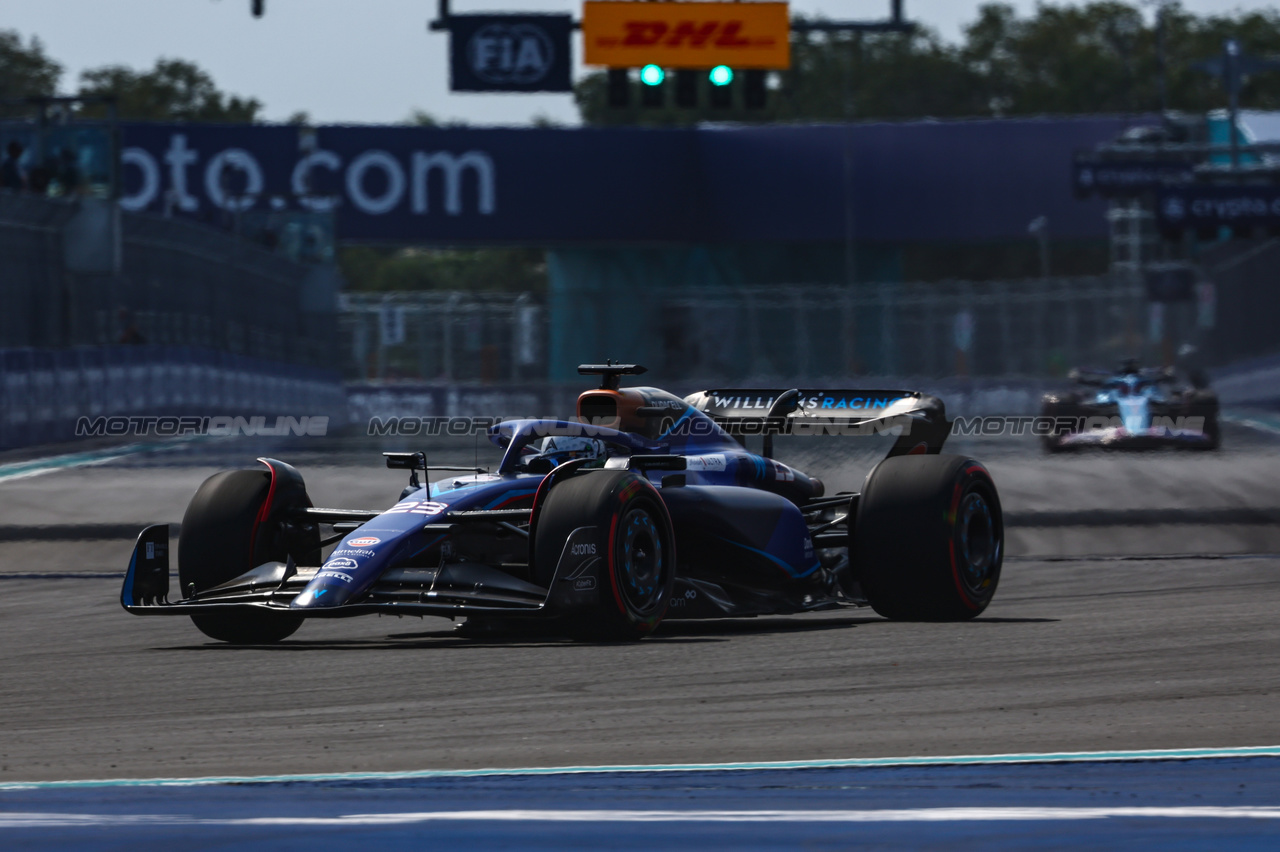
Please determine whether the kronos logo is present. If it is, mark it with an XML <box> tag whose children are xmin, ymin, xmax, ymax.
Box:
<box><xmin>119</xmin><ymin>133</ymin><xmax>496</xmax><ymax>218</ymax></box>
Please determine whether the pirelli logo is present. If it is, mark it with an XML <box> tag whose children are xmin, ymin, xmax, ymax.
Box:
<box><xmin>583</xmin><ymin>1</ymin><xmax>791</xmax><ymax>70</ymax></box>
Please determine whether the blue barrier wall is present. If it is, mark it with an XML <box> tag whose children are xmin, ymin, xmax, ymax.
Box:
<box><xmin>116</xmin><ymin>117</ymin><xmax>1131</xmax><ymax>245</ymax></box>
<box><xmin>0</xmin><ymin>346</ymin><xmax>345</xmax><ymax>450</ymax></box>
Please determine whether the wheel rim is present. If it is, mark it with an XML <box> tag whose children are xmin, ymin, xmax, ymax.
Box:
<box><xmin>617</xmin><ymin>507</ymin><xmax>664</xmax><ymax>612</ymax></box>
<box><xmin>957</xmin><ymin>489</ymin><xmax>998</xmax><ymax>594</ymax></box>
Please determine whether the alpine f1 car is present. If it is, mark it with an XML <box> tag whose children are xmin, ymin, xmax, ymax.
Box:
<box><xmin>122</xmin><ymin>364</ymin><xmax>1004</xmax><ymax>643</ymax></box>
<box><xmin>1039</xmin><ymin>359</ymin><xmax>1220</xmax><ymax>451</ymax></box>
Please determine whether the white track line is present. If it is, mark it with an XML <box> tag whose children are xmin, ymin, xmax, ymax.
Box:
<box><xmin>4</xmin><ymin>745</ymin><xmax>1280</xmax><ymax>792</ymax></box>
<box><xmin>5</xmin><ymin>807</ymin><xmax>1280</xmax><ymax>828</ymax></box>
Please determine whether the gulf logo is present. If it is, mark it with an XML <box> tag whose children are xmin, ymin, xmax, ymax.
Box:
<box><xmin>347</xmin><ymin>537</ymin><xmax>381</xmax><ymax>547</ymax></box>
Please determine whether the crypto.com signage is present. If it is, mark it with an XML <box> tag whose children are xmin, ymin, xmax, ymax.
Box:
<box><xmin>117</xmin><ymin>123</ymin><xmax>500</xmax><ymax>243</ymax></box>
<box><xmin>582</xmin><ymin>1</ymin><xmax>791</xmax><ymax>69</ymax></box>
<box><xmin>113</xmin><ymin>122</ymin><xmax>711</xmax><ymax>244</ymax></box>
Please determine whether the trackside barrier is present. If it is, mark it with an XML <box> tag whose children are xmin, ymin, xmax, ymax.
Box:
<box><xmin>1211</xmin><ymin>352</ymin><xmax>1280</xmax><ymax>407</ymax></box>
<box><xmin>343</xmin><ymin>379</ymin><xmax>1054</xmax><ymax>427</ymax></box>
<box><xmin>0</xmin><ymin>345</ymin><xmax>345</xmax><ymax>451</ymax></box>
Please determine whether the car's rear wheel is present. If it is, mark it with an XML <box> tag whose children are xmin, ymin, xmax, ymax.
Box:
<box><xmin>1040</xmin><ymin>395</ymin><xmax>1078</xmax><ymax>452</ymax></box>
<box><xmin>1187</xmin><ymin>390</ymin><xmax>1221</xmax><ymax>450</ymax></box>
<box><xmin>178</xmin><ymin>468</ymin><xmax>307</xmax><ymax>644</ymax></box>
<box><xmin>533</xmin><ymin>470</ymin><xmax>675</xmax><ymax>641</ymax></box>
<box><xmin>854</xmin><ymin>454</ymin><xmax>1002</xmax><ymax>621</ymax></box>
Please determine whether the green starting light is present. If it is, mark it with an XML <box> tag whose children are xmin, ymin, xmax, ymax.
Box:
<box><xmin>709</xmin><ymin>65</ymin><xmax>734</xmax><ymax>86</ymax></box>
<box><xmin>640</xmin><ymin>64</ymin><xmax>665</xmax><ymax>86</ymax></box>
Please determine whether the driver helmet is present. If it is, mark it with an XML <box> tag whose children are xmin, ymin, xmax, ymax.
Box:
<box><xmin>533</xmin><ymin>436</ymin><xmax>605</xmax><ymax>467</ymax></box>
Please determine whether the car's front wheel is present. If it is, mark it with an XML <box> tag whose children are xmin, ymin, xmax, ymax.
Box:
<box><xmin>533</xmin><ymin>470</ymin><xmax>675</xmax><ymax>641</ymax></box>
<box><xmin>178</xmin><ymin>468</ymin><xmax>307</xmax><ymax>644</ymax></box>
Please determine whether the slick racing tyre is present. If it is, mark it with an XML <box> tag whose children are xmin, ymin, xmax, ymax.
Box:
<box><xmin>1187</xmin><ymin>390</ymin><xmax>1221</xmax><ymax>451</ymax></box>
<box><xmin>178</xmin><ymin>469</ymin><xmax>307</xmax><ymax>644</ymax></box>
<box><xmin>534</xmin><ymin>470</ymin><xmax>675</xmax><ymax>641</ymax></box>
<box><xmin>1039</xmin><ymin>396</ymin><xmax>1077</xmax><ymax>453</ymax></box>
<box><xmin>854</xmin><ymin>454</ymin><xmax>1002</xmax><ymax>621</ymax></box>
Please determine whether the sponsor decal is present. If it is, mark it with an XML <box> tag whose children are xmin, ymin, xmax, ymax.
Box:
<box><xmin>573</xmin><ymin>577</ymin><xmax>597</xmax><ymax>591</ymax></box>
<box><xmin>324</xmin><ymin>557</ymin><xmax>359</xmax><ymax>570</ymax></box>
<box><xmin>1072</xmin><ymin>158</ymin><xmax>1195</xmax><ymax>196</ymax></box>
<box><xmin>120</xmin><ymin>131</ymin><xmax>496</xmax><ymax>220</ymax></box>
<box><xmin>685</xmin><ymin>454</ymin><xmax>727</xmax><ymax>472</ymax></box>
<box><xmin>1157</xmin><ymin>185</ymin><xmax>1280</xmax><ymax>231</ymax></box>
<box><xmin>450</xmin><ymin>15</ymin><xmax>574</xmax><ymax>93</ymax></box>
<box><xmin>815</xmin><ymin>396</ymin><xmax>896</xmax><ymax>410</ymax></box>
<box><xmin>347</xmin><ymin>537</ymin><xmax>381</xmax><ymax>547</ymax></box>
<box><xmin>317</xmin><ymin>570</ymin><xmax>354</xmax><ymax>583</ymax></box>
<box><xmin>560</xmin><ymin>527</ymin><xmax>601</xmax><ymax>580</ymax></box>
<box><xmin>701</xmin><ymin>393</ymin><xmax>900</xmax><ymax>413</ymax></box>
<box><xmin>330</xmin><ymin>548</ymin><xmax>375</xmax><ymax>558</ymax></box>
<box><xmin>669</xmin><ymin>588</ymin><xmax>698</xmax><ymax>607</ymax></box>
<box><xmin>771</xmin><ymin>461</ymin><xmax>795</xmax><ymax>482</ymax></box>
<box><xmin>145</xmin><ymin>542</ymin><xmax>154</xmax><ymax>559</ymax></box>
<box><xmin>639</xmin><ymin>394</ymin><xmax>685</xmax><ymax>410</ymax></box>
<box><xmin>583</xmin><ymin>1</ymin><xmax>790</xmax><ymax>69</ymax></box>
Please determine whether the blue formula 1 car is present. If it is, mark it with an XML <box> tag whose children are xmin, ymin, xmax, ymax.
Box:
<box><xmin>1040</xmin><ymin>360</ymin><xmax>1220</xmax><ymax>452</ymax></box>
<box><xmin>122</xmin><ymin>364</ymin><xmax>1004</xmax><ymax>643</ymax></box>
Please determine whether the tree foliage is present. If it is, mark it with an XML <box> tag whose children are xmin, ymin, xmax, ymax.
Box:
<box><xmin>0</xmin><ymin>31</ymin><xmax>261</xmax><ymax>123</ymax></box>
<box><xmin>576</xmin><ymin>2</ymin><xmax>1280</xmax><ymax>126</ymax></box>
<box><xmin>77</xmin><ymin>59</ymin><xmax>262</xmax><ymax>122</ymax></box>
<box><xmin>0</xmin><ymin>30</ymin><xmax>61</xmax><ymax>118</ymax></box>
<box><xmin>338</xmin><ymin>246</ymin><xmax>547</xmax><ymax>293</ymax></box>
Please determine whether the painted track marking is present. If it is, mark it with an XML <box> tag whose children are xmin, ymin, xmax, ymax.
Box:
<box><xmin>6</xmin><ymin>807</ymin><xmax>1280</xmax><ymax>828</ymax></box>
<box><xmin>5</xmin><ymin>745</ymin><xmax>1280</xmax><ymax>792</ymax></box>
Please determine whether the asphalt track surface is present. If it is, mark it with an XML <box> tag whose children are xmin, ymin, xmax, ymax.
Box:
<box><xmin>0</xmin><ymin>424</ymin><xmax>1278</xmax><ymax>783</ymax></box>
<box><xmin>0</xmin><ymin>427</ymin><xmax>1279</xmax><ymax>850</ymax></box>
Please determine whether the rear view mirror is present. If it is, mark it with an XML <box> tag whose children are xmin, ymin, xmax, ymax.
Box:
<box><xmin>384</xmin><ymin>452</ymin><xmax>426</xmax><ymax>471</ymax></box>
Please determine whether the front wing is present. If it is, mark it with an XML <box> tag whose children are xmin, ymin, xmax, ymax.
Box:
<box><xmin>122</xmin><ymin>524</ymin><xmax>554</xmax><ymax>621</ymax></box>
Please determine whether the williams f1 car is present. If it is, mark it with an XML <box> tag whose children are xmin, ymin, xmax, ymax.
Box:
<box><xmin>1039</xmin><ymin>360</ymin><xmax>1220</xmax><ymax>451</ymax></box>
<box><xmin>122</xmin><ymin>364</ymin><xmax>1004</xmax><ymax>643</ymax></box>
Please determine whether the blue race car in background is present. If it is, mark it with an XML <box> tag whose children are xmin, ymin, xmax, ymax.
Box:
<box><xmin>123</xmin><ymin>364</ymin><xmax>1004</xmax><ymax>643</ymax></box>
<box><xmin>1040</xmin><ymin>359</ymin><xmax>1220</xmax><ymax>451</ymax></box>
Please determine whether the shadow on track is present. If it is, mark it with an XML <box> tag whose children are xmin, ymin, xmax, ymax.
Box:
<box><xmin>146</xmin><ymin>614</ymin><xmax>1057</xmax><ymax>652</ymax></box>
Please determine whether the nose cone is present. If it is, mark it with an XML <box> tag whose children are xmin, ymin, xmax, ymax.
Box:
<box><xmin>290</xmin><ymin>565</ymin><xmax>360</xmax><ymax>609</ymax></box>
<box><xmin>290</xmin><ymin>584</ymin><xmax>348</xmax><ymax>608</ymax></box>
<box><xmin>1117</xmin><ymin>397</ymin><xmax>1149</xmax><ymax>434</ymax></box>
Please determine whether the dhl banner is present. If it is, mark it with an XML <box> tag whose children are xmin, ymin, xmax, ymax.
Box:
<box><xmin>582</xmin><ymin>2</ymin><xmax>790</xmax><ymax>70</ymax></box>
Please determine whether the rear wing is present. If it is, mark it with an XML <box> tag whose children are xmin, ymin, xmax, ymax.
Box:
<box><xmin>683</xmin><ymin>388</ymin><xmax>952</xmax><ymax>456</ymax></box>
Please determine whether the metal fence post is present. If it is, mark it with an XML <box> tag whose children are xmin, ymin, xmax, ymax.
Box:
<box><xmin>998</xmin><ymin>280</ymin><xmax>1014</xmax><ymax>375</ymax></box>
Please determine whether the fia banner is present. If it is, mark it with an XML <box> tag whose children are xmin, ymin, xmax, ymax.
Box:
<box><xmin>449</xmin><ymin>15</ymin><xmax>573</xmax><ymax>92</ymax></box>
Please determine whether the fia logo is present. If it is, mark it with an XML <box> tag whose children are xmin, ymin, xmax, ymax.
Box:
<box><xmin>467</xmin><ymin>24</ymin><xmax>555</xmax><ymax>85</ymax></box>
